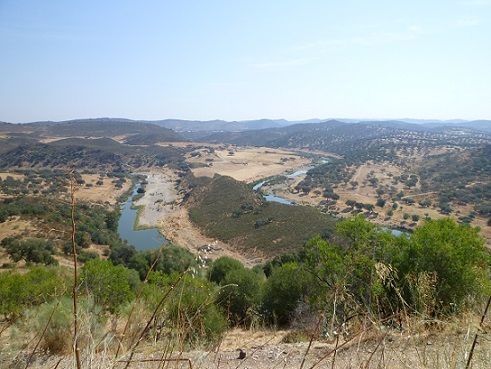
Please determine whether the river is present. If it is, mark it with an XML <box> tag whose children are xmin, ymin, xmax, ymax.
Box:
<box><xmin>117</xmin><ymin>183</ymin><xmax>167</xmax><ymax>250</ymax></box>
<box><xmin>252</xmin><ymin>163</ymin><xmax>318</xmax><ymax>205</ymax></box>
<box><xmin>254</xmin><ymin>159</ymin><xmax>409</xmax><ymax>237</ymax></box>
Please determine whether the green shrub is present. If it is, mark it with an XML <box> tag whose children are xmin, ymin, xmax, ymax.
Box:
<box><xmin>399</xmin><ymin>219</ymin><xmax>490</xmax><ymax>314</ymax></box>
<box><xmin>78</xmin><ymin>250</ymin><xmax>99</xmax><ymax>263</ymax></box>
<box><xmin>217</xmin><ymin>268</ymin><xmax>262</xmax><ymax>325</ymax></box>
<box><xmin>23</xmin><ymin>297</ymin><xmax>105</xmax><ymax>354</ymax></box>
<box><xmin>166</xmin><ymin>274</ymin><xmax>227</xmax><ymax>347</ymax></box>
<box><xmin>208</xmin><ymin>257</ymin><xmax>244</xmax><ymax>284</ymax></box>
<box><xmin>376</xmin><ymin>198</ymin><xmax>386</xmax><ymax>207</ymax></box>
<box><xmin>0</xmin><ymin>267</ymin><xmax>67</xmax><ymax>319</ymax></box>
<box><xmin>262</xmin><ymin>263</ymin><xmax>313</xmax><ymax>325</ymax></box>
<box><xmin>127</xmin><ymin>245</ymin><xmax>199</xmax><ymax>280</ymax></box>
<box><xmin>80</xmin><ymin>259</ymin><xmax>139</xmax><ymax>313</ymax></box>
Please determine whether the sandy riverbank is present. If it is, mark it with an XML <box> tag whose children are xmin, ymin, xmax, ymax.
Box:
<box><xmin>133</xmin><ymin>169</ymin><xmax>180</xmax><ymax>227</ymax></box>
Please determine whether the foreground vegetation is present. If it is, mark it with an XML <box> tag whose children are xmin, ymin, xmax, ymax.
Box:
<box><xmin>1</xmin><ymin>216</ymin><xmax>489</xmax><ymax>368</ymax></box>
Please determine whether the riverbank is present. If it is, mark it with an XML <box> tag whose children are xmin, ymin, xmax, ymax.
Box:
<box><xmin>132</xmin><ymin>169</ymin><xmax>180</xmax><ymax>227</ymax></box>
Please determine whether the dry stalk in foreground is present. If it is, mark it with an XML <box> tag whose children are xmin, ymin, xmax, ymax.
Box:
<box><xmin>120</xmin><ymin>270</ymin><xmax>188</xmax><ymax>369</ymax></box>
<box><xmin>69</xmin><ymin>173</ymin><xmax>82</xmax><ymax>369</ymax></box>
<box><xmin>114</xmin><ymin>247</ymin><xmax>164</xmax><ymax>359</ymax></box>
<box><xmin>465</xmin><ymin>295</ymin><xmax>491</xmax><ymax>369</ymax></box>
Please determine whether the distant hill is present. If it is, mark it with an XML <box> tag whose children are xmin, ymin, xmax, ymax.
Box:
<box><xmin>152</xmin><ymin>118</ymin><xmax>293</xmax><ymax>132</ymax></box>
<box><xmin>0</xmin><ymin>118</ymin><xmax>182</xmax><ymax>142</ymax></box>
<box><xmin>202</xmin><ymin>119</ymin><xmax>491</xmax><ymax>160</ymax></box>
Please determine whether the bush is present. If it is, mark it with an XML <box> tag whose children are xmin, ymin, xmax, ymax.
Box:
<box><xmin>0</xmin><ymin>267</ymin><xmax>67</xmax><ymax>319</ymax></box>
<box><xmin>127</xmin><ymin>245</ymin><xmax>198</xmax><ymax>280</ymax></box>
<box><xmin>165</xmin><ymin>274</ymin><xmax>227</xmax><ymax>347</ymax></box>
<box><xmin>376</xmin><ymin>198</ymin><xmax>386</xmax><ymax>207</ymax></box>
<box><xmin>399</xmin><ymin>219</ymin><xmax>490</xmax><ymax>314</ymax></box>
<box><xmin>23</xmin><ymin>297</ymin><xmax>105</xmax><ymax>354</ymax></box>
<box><xmin>217</xmin><ymin>268</ymin><xmax>262</xmax><ymax>326</ymax></box>
<box><xmin>208</xmin><ymin>257</ymin><xmax>244</xmax><ymax>284</ymax></box>
<box><xmin>303</xmin><ymin>216</ymin><xmax>491</xmax><ymax>320</ymax></box>
<box><xmin>262</xmin><ymin>263</ymin><xmax>313</xmax><ymax>325</ymax></box>
<box><xmin>78</xmin><ymin>250</ymin><xmax>99</xmax><ymax>263</ymax></box>
<box><xmin>80</xmin><ymin>259</ymin><xmax>139</xmax><ymax>313</ymax></box>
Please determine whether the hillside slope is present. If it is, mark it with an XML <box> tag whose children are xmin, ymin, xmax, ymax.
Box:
<box><xmin>187</xmin><ymin>175</ymin><xmax>335</xmax><ymax>258</ymax></box>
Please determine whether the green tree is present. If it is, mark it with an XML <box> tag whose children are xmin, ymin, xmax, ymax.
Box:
<box><xmin>105</xmin><ymin>210</ymin><xmax>119</xmax><ymax>231</ymax></box>
<box><xmin>1</xmin><ymin>237</ymin><xmax>57</xmax><ymax>265</ymax></box>
<box><xmin>0</xmin><ymin>267</ymin><xmax>66</xmax><ymax>319</ymax></box>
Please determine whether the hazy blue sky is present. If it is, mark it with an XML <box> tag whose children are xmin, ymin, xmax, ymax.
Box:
<box><xmin>1</xmin><ymin>0</ymin><xmax>490</xmax><ymax>122</ymax></box>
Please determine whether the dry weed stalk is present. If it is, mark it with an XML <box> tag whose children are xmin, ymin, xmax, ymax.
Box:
<box><xmin>120</xmin><ymin>270</ymin><xmax>188</xmax><ymax>369</ymax></box>
<box><xmin>465</xmin><ymin>295</ymin><xmax>491</xmax><ymax>369</ymax></box>
<box><xmin>299</xmin><ymin>315</ymin><xmax>322</xmax><ymax>369</ymax></box>
<box><xmin>69</xmin><ymin>173</ymin><xmax>82</xmax><ymax>369</ymax></box>
<box><xmin>114</xmin><ymin>247</ymin><xmax>164</xmax><ymax>358</ymax></box>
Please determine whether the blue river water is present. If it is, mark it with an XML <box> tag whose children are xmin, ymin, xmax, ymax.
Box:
<box><xmin>117</xmin><ymin>184</ymin><xmax>167</xmax><ymax>250</ymax></box>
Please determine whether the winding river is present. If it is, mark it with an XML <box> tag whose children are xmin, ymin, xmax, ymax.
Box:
<box><xmin>253</xmin><ymin>159</ymin><xmax>409</xmax><ymax>237</ymax></box>
<box><xmin>117</xmin><ymin>184</ymin><xmax>167</xmax><ymax>250</ymax></box>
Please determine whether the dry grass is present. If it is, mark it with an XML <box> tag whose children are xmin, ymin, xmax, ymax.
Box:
<box><xmin>73</xmin><ymin>174</ymin><xmax>131</xmax><ymax>205</ymax></box>
<box><xmin>0</xmin><ymin>172</ymin><xmax>25</xmax><ymax>181</ymax></box>
<box><xmin>187</xmin><ymin>146</ymin><xmax>310</xmax><ymax>182</ymax></box>
<box><xmin>8</xmin><ymin>319</ymin><xmax>490</xmax><ymax>369</ymax></box>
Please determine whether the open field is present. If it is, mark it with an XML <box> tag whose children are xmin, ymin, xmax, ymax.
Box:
<box><xmin>74</xmin><ymin>174</ymin><xmax>131</xmax><ymax>205</ymax></box>
<box><xmin>187</xmin><ymin>146</ymin><xmax>310</xmax><ymax>182</ymax></box>
<box><xmin>0</xmin><ymin>172</ymin><xmax>24</xmax><ymax>180</ymax></box>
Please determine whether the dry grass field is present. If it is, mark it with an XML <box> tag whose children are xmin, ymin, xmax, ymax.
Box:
<box><xmin>187</xmin><ymin>146</ymin><xmax>310</xmax><ymax>182</ymax></box>
<box><xmin>0</xmin><ymin>172</ymin><xmax>24</xmax><ymax>181</ymax></box>
<box><xmin>74</xmin><ymin>174</ymin><xmax>131</xmax><ymax>205</ymax></box>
